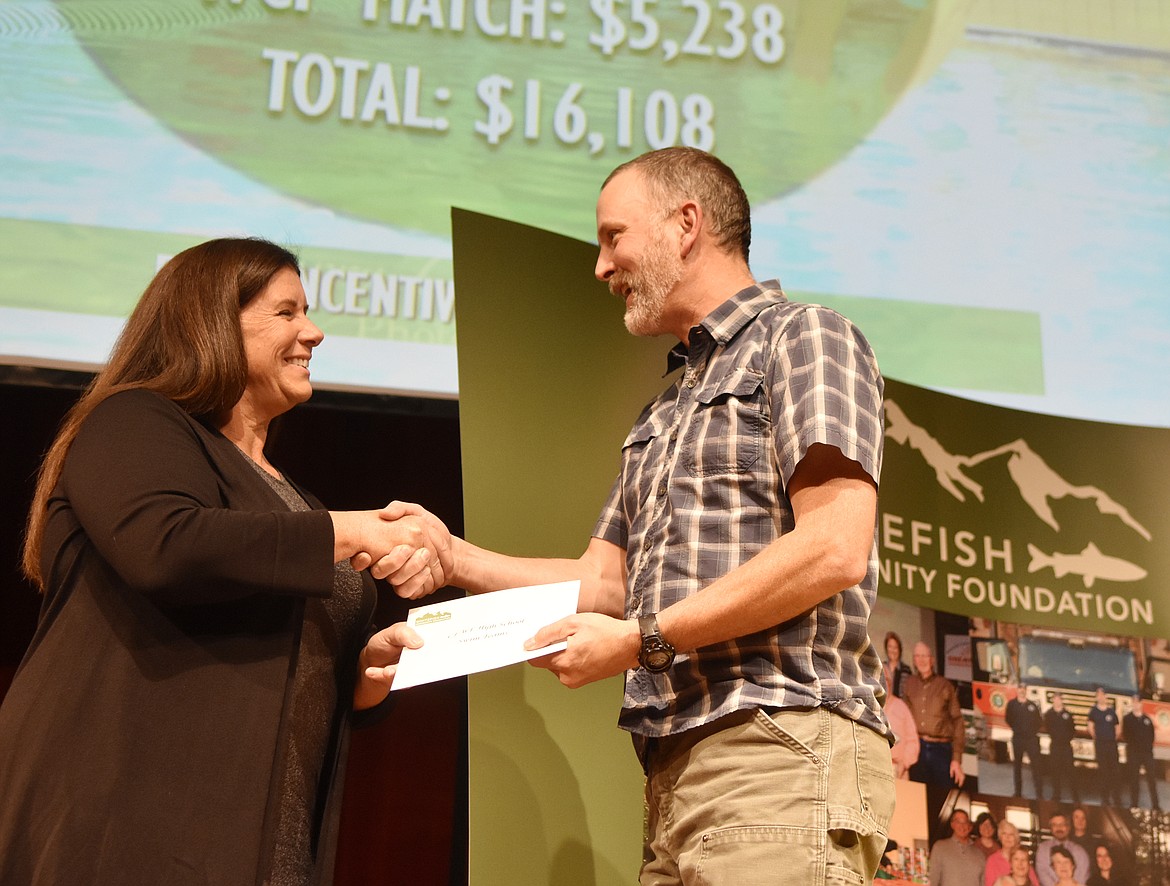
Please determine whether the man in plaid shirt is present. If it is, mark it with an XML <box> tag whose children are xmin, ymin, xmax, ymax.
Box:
<box><xmin>378</xmin><ymin>147</ymin><xmax>895</xmax><ymax>884</ymax></box>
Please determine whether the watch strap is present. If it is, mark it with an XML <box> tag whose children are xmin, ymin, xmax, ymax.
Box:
<box><xmin>639</xmin><ymin>613</ymin><xmax>660</xmax><ymax>640</ymax></box>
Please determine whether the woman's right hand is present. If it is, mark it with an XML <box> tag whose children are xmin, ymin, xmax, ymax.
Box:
<box><xmin>330</xmin><ymin>508</ymin><xmax>450</xmax><ymax>598</ymax></box>
<box><xmin>365</xmin><ymin>501</ymin><xmax>454</xmax><ymax>595</ymax></box>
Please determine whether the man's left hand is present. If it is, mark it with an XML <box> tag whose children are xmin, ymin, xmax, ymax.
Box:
<box><xmin>524</xmin><ymin>614</ymin><xmax>640</xmax><ymax>688</ymax></box>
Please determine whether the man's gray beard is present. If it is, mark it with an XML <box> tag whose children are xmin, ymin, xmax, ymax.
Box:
<box><xmin>616</xmin><ymin>236</ymin><xmax>683</xmax><ymax>337</ymax></box>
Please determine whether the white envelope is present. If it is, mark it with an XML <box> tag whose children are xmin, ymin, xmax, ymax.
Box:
<box><xmin>390</xmin><ymin>579</ymin><xmax>579</xmax><ymax>690</ymax></box>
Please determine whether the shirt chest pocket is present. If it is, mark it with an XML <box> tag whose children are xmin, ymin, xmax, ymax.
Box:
<box><xmin>684</xmin><ymin>367</ymin><xmax>766</xmax><ymax>477</ymax></box>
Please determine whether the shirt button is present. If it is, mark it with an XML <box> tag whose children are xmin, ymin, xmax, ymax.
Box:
<box><xmin>657</xmin><ymin>482</ymin><xmax>667</xmax><ymax>496</ymax></box>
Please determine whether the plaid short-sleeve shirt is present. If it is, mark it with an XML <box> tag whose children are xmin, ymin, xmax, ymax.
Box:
<box><xmin>593</xmin><ymin>281</ymin><xmax>892</xmax><ymax>745</ymax></box>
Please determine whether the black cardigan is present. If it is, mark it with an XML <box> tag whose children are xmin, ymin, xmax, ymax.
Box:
<box><xmin>0</xmin><ymin>389</ymin><xmax>385</xmax><ymax>885</ymax></box>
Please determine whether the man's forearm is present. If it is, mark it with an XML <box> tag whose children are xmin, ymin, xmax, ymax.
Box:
<box><xmin>450</xmin><ymin>535</ymin><xmax>626</xmax><ymax>616</ymax></box>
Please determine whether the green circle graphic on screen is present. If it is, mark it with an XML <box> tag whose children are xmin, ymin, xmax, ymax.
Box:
<box><xmin>65</xmin><ymin>0</ymin><xmax>947</xmax><ymax>238</ymax></box>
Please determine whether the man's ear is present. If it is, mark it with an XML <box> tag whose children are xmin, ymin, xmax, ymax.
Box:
<box><xmin>678</xmin><ymin>200</ymin><xmax>701</xmax><ymax>258</ymax></box>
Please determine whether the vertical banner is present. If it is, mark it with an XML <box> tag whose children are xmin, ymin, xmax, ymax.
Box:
<box><xmin>452</xmin><ymin>209</ymin><xmax>663</xmax><ymax>885</ymax></box>
<box><xmin>874</xmin><ymin>378</ymin><xmax>1170</xmax><ymax>885</ymax></box>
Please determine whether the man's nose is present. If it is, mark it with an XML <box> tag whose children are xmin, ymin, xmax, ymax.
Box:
<box><xmin>595</xmin><ymin>253</ymin><xmax>614</xmax><ymax>282</ymax></box>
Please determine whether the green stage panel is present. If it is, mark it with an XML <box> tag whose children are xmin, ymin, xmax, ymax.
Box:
<box><xmin>453</xmin><ymin>208</ymin><xmax>655</xmax><ymax>886</ymax></box>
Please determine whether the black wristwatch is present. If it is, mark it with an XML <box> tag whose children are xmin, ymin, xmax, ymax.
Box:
<box><xmin>638</xmin><ymin>613</ymin><xmax>676</xmax><ymax>673</ymax></box>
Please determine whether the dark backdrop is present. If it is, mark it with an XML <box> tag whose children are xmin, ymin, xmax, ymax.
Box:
<box><xmin>0</xmin><ymin>372</ymin><xmax>468</xmax><ymax>885</ymax></box>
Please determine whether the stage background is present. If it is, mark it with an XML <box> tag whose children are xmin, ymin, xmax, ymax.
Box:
<box><xmin>2</xmin><ymin>0</ymin><xmax>1168</xmax><ymax>425</ymax></box>
<box><xmin>2</xmin><ymin>0</ymin><xmax>1169</xmax><ymax>883</ymax></box>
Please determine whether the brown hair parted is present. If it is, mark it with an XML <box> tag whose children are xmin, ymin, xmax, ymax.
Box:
<box><xmin>605</xmin><ymin>147</ymin><xmax>751</xmax><ymax>264</ymax></box>
<box><xmin>21</xmin><ymin>237</ymin><xmax>300</xmax><ymax>589</ymax></box>
<box><xmin>884</xmin><ymin>630</ymin><xmax>903</xmax><ymax>658</ymax></box>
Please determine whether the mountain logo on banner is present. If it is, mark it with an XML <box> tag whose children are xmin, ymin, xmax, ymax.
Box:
<box><xmin>886</xmin><ymin>399</ymin><xmax>1150</xmax><ymax>590</ymax></box>
<box><xmin>877</xmin><ymin>385</ymin><xmax>1163</xmax><ymax>635</ymax></box>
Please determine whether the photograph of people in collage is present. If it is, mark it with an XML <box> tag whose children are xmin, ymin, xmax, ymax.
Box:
<box><xmin>871</xmin><ymin>599</ymin><xmax>1170</xmax><ymax>885</ymax></box>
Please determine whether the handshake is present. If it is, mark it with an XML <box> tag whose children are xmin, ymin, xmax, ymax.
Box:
<box><xmin>331</xmin><ymin>501</ymin><xmax>454</xmax><ymax>599</ymax></box>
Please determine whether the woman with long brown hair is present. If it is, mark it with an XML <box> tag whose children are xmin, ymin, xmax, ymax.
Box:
<box><xmin>0</xmin><ymin>238</ymin><xmax>449</xmax><ymax>885</ymax></box>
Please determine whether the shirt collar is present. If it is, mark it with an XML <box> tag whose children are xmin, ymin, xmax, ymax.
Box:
<box><xmin>665</xmin><ymin>279</ymin><xmax>785</xmax><ymax>374</ymax></box>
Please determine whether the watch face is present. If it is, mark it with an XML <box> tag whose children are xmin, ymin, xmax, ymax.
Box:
<box><xmin>646</xmin><ymin>649</ymin><xmax>673</xmax><ymax>669</ymax></box>
<box><xmin>639</xmin><ymin>615</ymin><xmax>675</xmax><ymax>672</ymax></box>
<box><xmin>641</xmin><ymin>636</ymin><xmax>678</xmax><ymax>669</ymax></box>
